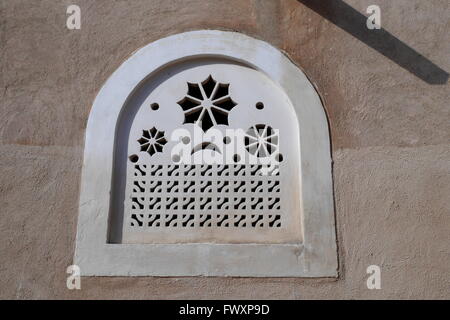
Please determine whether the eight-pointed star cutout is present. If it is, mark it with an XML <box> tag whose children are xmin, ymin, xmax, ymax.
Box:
<box><xmin>177</xmin><ymin>75</ymin><xmax>237</xmax><ymax>132</ymax></box>
<box><xmin>138</xmin><ymin>127</ymin><xmax>167</xmax><ymax>156</ymax></box>
<box><xmin>245</xmin><ymin>124</ymin><xmax>279</xmax><ymax>158</ymax></box>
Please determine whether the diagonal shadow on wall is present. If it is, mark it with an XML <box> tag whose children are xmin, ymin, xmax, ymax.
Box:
<box><xmin>297</xmin><ymin>0</ymin><xmax>449</xmax><ymax>84</ymax></box>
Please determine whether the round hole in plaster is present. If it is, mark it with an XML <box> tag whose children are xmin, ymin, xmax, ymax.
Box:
<box><xmin>233</xmin><ymin>154</ymin><xmax>240</xmax><ymax>162</ymax></box>
<box><xmin>223</xmin><ymin>136</ymin><xmax>231</xmax><ymax>144</ymax></box>
<box><xmin>256</xmin><ymin>102</ymin><xmax>264</xmax><ymax>110</ymax></box>
<box><xmin>129</xmin><ymin>154</ymin><xmax>139</xmax><ymax>163</ymax></box>
<box><xmin>182</xmin><ymin>136</ymin><xmax>190</xmax><ymax>144</ymax></box>
<box><xmin>276</xmin><ymin>153</ymin><xmax>283</xmax><ymax>163</ymax></box>
<box><xmin>151</xmin><ymin>103</ymin><xmax>159</xmax><ymax>111</ymax></box>
<box><xmin>172</xmin><ymin>154</ymin><xmax>181</xmax><ymax>163</ymax></box>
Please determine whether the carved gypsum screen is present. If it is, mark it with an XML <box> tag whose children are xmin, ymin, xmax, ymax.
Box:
<box><xmin>118</xmin><ymin>61</ymin><xmax>302</xmax><ymax>244</ymax></box>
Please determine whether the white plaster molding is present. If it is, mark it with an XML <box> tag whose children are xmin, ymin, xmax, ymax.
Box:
<box><xmin>74</xmin><ymin>30</ymin><xmax>337</xmax><ymax>277</ymax></box>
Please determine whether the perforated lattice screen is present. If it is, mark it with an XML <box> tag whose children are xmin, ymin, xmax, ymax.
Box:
<box><xmin>119</xmin><ymin>60</ymin><xmax>302</xmax><ymax>244</ymax></box>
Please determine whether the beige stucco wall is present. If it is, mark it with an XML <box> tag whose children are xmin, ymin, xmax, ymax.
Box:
<box><xmin>1</xmin><ymin>0</ymin><xmax>449</xmax><ymax>299</ymax></box>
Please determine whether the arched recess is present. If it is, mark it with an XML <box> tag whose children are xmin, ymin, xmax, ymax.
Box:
<box><xmin>75</xmin><ymin>30</ymin><xmax>337</xmax><ymax>277</ymax></box>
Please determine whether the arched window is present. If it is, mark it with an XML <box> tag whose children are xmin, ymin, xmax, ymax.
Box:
<box><xmin>75</xmin><ymin>30</ymin><xmax>337</xmax><ymax>277</ymax></box>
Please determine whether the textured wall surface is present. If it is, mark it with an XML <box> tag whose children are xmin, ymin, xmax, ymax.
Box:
<box><xmin>0</xmin><ymin>0</ymin><xmax>449</xmax><ymax>299</ymax></box>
